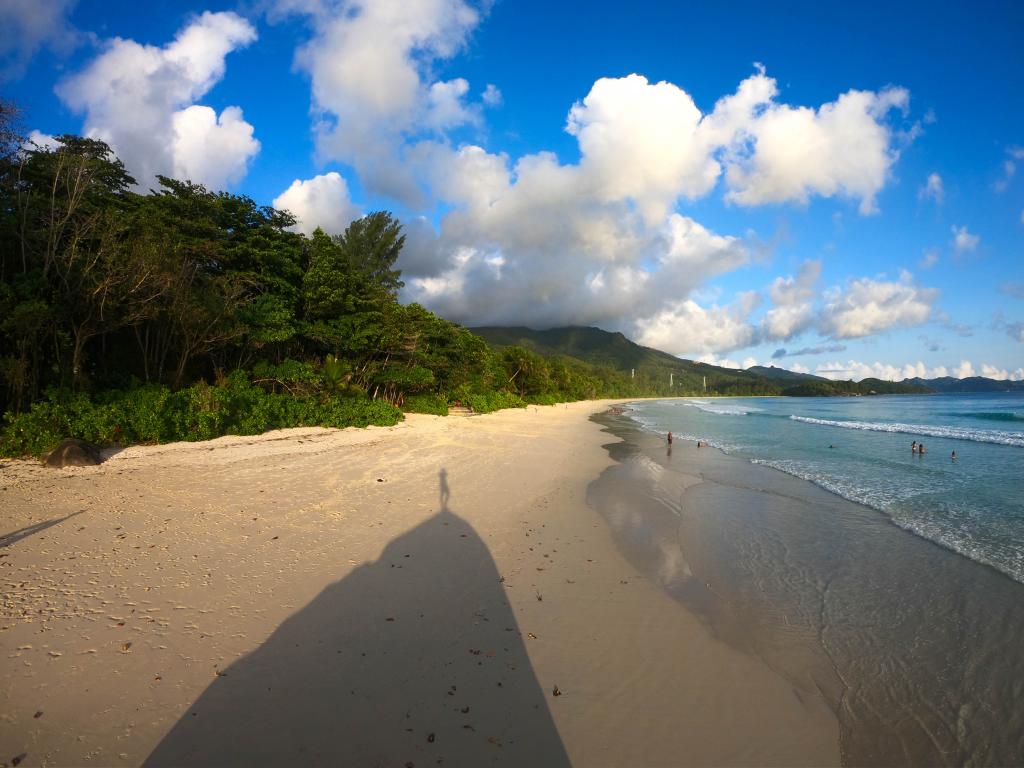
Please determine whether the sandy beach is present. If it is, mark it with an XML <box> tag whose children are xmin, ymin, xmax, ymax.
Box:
<box><xmin>1</xmin><ymin>401</ymin><xmax>838</xmax><ymax>767</ymax></box>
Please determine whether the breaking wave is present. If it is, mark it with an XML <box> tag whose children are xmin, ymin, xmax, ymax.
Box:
<box><xmin>789</xmin><ymin>415</ymin><xmax>1024</xmax><ymax>447</ymax></box>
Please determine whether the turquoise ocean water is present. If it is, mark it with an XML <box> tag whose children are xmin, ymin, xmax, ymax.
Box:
<box><xmin>627</xmin><ymin>393</ymin><xmax>1024</xmax><ymax>583</ymax></box>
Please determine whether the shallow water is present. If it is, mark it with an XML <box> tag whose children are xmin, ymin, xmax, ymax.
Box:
<box><xmin>628</xmin><ymin>393</ymin><xmax>1024</xmax><ymax>583</ymax></box>
<box><xmin>588</xmin><ymin>409</ymin><xmax>1024</xmax><ymax>766</ymax></box>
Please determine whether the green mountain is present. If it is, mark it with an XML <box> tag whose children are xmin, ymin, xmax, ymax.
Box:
<box><xmin>470</xmin><ymin>325</ymin><xmax>769</xmax><ymax>395</ymax></box>
<box><xmin>469</xmin><ymin>326</ymin><xmax>928</xmax><ymax>397</ymax></box>
<box><xmin>470</xmin><ymin>326</ymin><xmax>682</xmax><ymax>370</ymax></box>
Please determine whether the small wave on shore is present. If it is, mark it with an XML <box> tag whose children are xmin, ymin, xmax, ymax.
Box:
<box><xmin>682</xmin><ymin>399</ymin><xmax>757</xmax><ymax>416</ymax></box>
<box><xmin>751</xmin><ymin>457</ymin><xmax>1024</xmax><ymax>584</ymax></box>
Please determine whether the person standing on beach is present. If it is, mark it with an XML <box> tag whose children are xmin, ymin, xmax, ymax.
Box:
<box><xmin>667</xmin><ymin>431</ymin><xmax>673</xmax><ymax>445</ymax></box>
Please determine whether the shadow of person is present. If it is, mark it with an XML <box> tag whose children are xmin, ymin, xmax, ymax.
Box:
<box><xmin>439</xmin><ymin>468</ymin><xmax>450</xmax><ymax>511</ymax></box>
<box><xmin>146</xmin><ymin>472</ymin><xmax>569</xmax><ymax>767</ymax></box>
<box><xmin>0</xmin><ymin>511</ymin><xmax>83</xmax><ymax>549</ymax></box>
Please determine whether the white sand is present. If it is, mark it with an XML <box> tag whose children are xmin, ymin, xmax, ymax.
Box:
<box><xmin>0</xmin><ymin>401</ymin><xmax>838</xmax><ymax>766</ymax></box>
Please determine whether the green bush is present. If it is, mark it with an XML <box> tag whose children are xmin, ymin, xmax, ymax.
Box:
<box><xmin>251</xmin><ymin>359</ymin><xmax>321</xmax><ymax>393</ymax></box>
<box><xmin>0</xmin><ymin>378</ymin><xmax>403</xmax><ymax>458</ymax></box>
<box><xmin>402</xmin><ymin>393</ymin><xmax>449</xmax><ymax>416</ymax></box>
<box><xmin>465</xmin><ymin>390</ymin><xmax>526</xmax><ymax>414</ymax></box>
<box><xmin>109</xmin><ymin>385</ymin><xmax>172</xmax><ymax>443</ymax></box>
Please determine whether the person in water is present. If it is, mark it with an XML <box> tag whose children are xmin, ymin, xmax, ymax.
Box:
<box><xmin>918</xmin><ymin>442</ymin><xmax>926</xmax><ymax>455</ymax></box>
<box><xmin>951</xmin><ymin>450</ymin><xmax>957</xmax><ymax>461</ymax></box>
<box><xmin>911</xmin><ymin>440</ymin><xmax>918</xmax><ymax>453</ymax></box>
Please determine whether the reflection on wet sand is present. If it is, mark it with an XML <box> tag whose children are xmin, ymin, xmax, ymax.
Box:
<box><xmin>588</xmin><ymin>413</ymin><xmax>1024</xmax><ymax>766</ymax></box>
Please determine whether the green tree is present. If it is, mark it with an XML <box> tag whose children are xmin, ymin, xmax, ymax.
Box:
<box><xmin>334</xmin><ymin>212</ymin><xmax>405</xmax><ymax>299</ymax></box>
<box><xmin>4</xmin><ymin>136</ymin><xmax>150</xmax><ymax>390</ymax></box>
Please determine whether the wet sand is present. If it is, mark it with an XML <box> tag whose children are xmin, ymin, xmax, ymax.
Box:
<box><xmin>590</xmin><ymin>410</ymin><xmax>1024</xmax><ymax>766</ymax></box>
<box><xmin>1</xmin><ymin>401</ymin><xmax>837</xmax><ymax>767</ymax></box>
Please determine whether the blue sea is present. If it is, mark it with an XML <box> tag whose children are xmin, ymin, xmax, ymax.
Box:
<box><xmin>627</xmin><ymin>393</ymin><xmax>1024</xmax><ymax>584</ymax></box>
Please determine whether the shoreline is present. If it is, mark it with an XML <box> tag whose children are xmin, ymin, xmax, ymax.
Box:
<box><xmin>595</xmin><ymin>406</ymin><xmax>1024</xmax><ymax>765</ymax></box>
<box><xmin>629</xmin><ymin>403</ymin><xmax>1024</xmax><ymax>587</ymax></box>
<box><xmin>0</xmin><ymin>400</ymin><xmax>838</xmax><ymax>767</ymax></box>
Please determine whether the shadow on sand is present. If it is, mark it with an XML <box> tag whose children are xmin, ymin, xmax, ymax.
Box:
<box><xmin>146</xmin><ymin>470</ymin><xmax>569</xmax><ymax>767</ymax></box>
<box><xmin>0</xmin><ymin>511</ymin><xmax>83</xmax><ymax>549</ymax></box>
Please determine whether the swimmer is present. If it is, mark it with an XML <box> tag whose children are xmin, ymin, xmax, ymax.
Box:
<box><xmin>911</xmin><ymin>440</ymin><xmax>918</xmax><ymax>453</ymax></box>
<box><xmin>918</xmin><ymin>442</ymin><xmax>926</xmax><ymax>455</ymax></box>
<box><xmin>951</xmin><ymin>450</ymin><xmax>957</xmax><ymax>461</ymax></box>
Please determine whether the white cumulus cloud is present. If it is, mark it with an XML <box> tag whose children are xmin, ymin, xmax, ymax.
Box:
<box><xmin>272</xmin><ymin>172</ymin><xmax>361</xmax><ymax>236</ymax></box>
<box><xmin>56</xmin><ymin>11</ymin><xmax>258</xmax><ymax>189</ymax></box>
<box><xmin>711</xmin><ymin>70</ymin><xmax>910</xmax><ymax>214</ymax></box>
<box><xmin>761</xmin><ymin>260</ymin><xmax>821</xmax><ymax>340</ymax></box>
<box><xmin>816</xmin><ymin>360</ymin><xmax>904</xmax><ymax>382</ymax></box>
<box><xmin>25</xmin><ymin>130</ymin><xmax>60</xmax><ymax>150</ymax></box>
<box><xmin>285</xmin><ymin>0</ymin><xmax>482</xmax><ymax>202</ymax></box>
<box><xmin>171</xmin><ymin>105</ymin><xmax>259</xmax><ymax>190</ymax></box>
<box><xmin>980</xmin><ymin>364</ymin><xmax>1011</xmax><ymax>380</ymax></box>
<box><xmin>953</xmin><ymin>360</ymin><xmax>975</xmax><ymax>378</ymax></box>
<box><xmin>698</xmin><ymin>355</ymin><xmax>758</xmax><ymax>369</ymax></box>
<box><xmin>566</xmin><ymin>74</ymin><xmax>720</xmax><ymax>222</ymax></box>
<box><xmin>634</xmin><ymin>294</ymin><xmax>760</xmax><ymax>357</ymax></box>
<box><xmin>819</xmin><ymin>272</ymin><xmax>937</xmax><ymax>339</ymax></box>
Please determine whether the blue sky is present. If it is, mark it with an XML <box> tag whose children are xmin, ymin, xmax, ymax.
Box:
<box><xmin>3</xmin><ymin>0</ymin><xmax>1022</xmax><ymax>380</ymax></box>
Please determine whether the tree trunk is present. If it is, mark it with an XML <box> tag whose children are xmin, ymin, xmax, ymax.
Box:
<box><xmin>71</xmin><ymin>329</ymin><xmax>89</xmax><ymax>390</ymax></box>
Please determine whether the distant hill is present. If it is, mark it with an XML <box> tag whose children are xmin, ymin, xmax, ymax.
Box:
<box><xmin>751</xmin><ymin>369</ymin><xmax>1022</xmax><ymax>394</ymax></box>
<box><xmin>469</xmin><ymin>325</ymin><xmax>682</xmax><ymax>370</ymax></box>
<box><xmin>470</xmin><ymin>325</ymin><xmax>772</xmax><ymax>394</ymax></box>
<box><xmin>905</xmin><ymin>376</ymin><xmax>1024</xmax><ymax>393</ymax></box>
<box><xmin>469</xmin><ymin>326</ymin><xmax>928</xmax><ymax>397</ymax></box>
<box><xmin>747</xmin><ymin>365</ymin><xmax>830</xmax><ymax>383</ymax></box>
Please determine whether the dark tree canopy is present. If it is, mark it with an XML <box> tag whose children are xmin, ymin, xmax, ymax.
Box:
<box><xmin>334</xmin><ymin>211</ymin><xmax>405</xmax><ymax>299</ymax></box>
